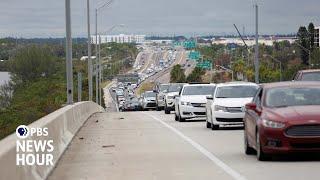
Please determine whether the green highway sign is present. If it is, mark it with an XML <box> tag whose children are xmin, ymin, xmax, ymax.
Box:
<box><xmin>188</xmin><ymin>51</ymin><xmax>201</xmax><ymax>60</ymax></box>
<box><xmin>196</xmin><ymin>60</ymin><xmax>212</xmax><ymax>70</ymax></box>
<box><xmin>183</xmin><ymin>41</ymin><xmax>196</xmax><ymax>49</ymax></box>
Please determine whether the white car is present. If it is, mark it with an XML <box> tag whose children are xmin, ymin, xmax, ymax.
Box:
<box><xmin>175</xmin><ymin>84</ymin><xmax>216</xmax><ymax>122</ymax></box>
<box><xmin>141</xmin><ymin>91</ymin><xmax>157</xmax><ymax>110</ymax></box>
<box><xmin>154</xmin><ymin>83</ymin><xmax>170</xmax><ymax>111</ymax></box>
<box><xmin>164</xmin><ymin>83</ymin><xmax>185</xmax><ymax>114</ymax></box>
<box><xmin>205</xmin><ymin>82</ymin><xmax>259</xmax><ymax>130</ymax></box>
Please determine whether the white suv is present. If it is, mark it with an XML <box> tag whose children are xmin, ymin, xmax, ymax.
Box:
<box><xmin>164</xmin><ymin>83</ymin><xmax>186</xmax><ymax>114</ymax></box>
<box><xmin>175</xmin><ymin>84</ymin><xmax>216</xmax><ymax>122</ymax></box>
<box><xmin>205</xmin><ymin>82</ymin><xmax>258</xmax><ymax>130</ymax></box>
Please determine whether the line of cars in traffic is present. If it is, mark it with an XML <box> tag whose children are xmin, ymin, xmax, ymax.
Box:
<box><xmin>145</xmin><ymin>69</ymin><xmax>320</xmax><ymax>161</ymax></box>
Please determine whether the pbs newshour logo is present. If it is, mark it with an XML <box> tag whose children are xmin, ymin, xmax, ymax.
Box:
<box><xmin>16</xmin><ymin>125</ymin><xmax>30</xmax><ymax>139</ymax></box>
<box><xmin>15</xmin><ymin>125</ymin><xmax>54</xmax><ymax>166</ymax></box>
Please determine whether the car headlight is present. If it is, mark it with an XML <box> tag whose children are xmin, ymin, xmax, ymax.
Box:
<box><xmin>214</xmin><ymin>105</ymin><xmax>227</xmax><ymax>112</ymax></box>
<box><xmin>262</xmin><ymin>119</ymin><xmax>285</xmax><ymax>129</ymax></box>
<box><xmin>181</xmin><ymin>101</ymin><xmax>191</xmax><ymax>106</ymax></box>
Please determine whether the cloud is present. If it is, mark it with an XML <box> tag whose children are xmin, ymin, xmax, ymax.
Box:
<box><xmin>0</xmin><ymin>0</ymin><xmax>319</xmax><ymax>37</ymax></box>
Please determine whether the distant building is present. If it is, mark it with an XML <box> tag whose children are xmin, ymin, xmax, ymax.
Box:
<box><xmin>315</xmin><ymin>26</ymin><xmax>320</xmax><ymax>48</ymax></box>
<box><xmin>211</xmin><ymin>36</ymin><xmax>296</xmax><ymax>46</ymax></box>
<box><xmin>91</xmin><ymin>34</ymin><xmax>146</xmax><ymax>44</ymax></box>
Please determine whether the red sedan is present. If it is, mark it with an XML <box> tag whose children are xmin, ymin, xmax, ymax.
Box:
<box><xmin>243</xmin><ymin>82</ymin><xmax>320</xmax><ymax>161</ymax></box>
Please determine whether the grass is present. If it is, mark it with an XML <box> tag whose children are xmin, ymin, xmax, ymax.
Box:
<box><xmin>136</xmin><ymin>82</ymin><xmax>154</xmax><ymax>96</ymax></box>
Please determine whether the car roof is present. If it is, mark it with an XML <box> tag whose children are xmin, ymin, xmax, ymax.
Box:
<box><xmin>262</xmin><ymin>81</ymin><xmax>320</xmax><ymax>89</ymax></box>
<box><xmin>183</xmin><ymin>83</ymin><xmax>216</xmax><ymax>87</ymax></box>
<box><xmin>298</xmin><ymin>69</ymin><xmax>320</xmax><ymax>73</ymax></box>
<box><xmin>216</xmin><ymin>81</ymin><xmax>258</xmax><ymax>87</ymax></box>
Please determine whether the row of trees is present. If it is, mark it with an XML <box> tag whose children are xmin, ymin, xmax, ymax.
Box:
<box><xmin>297</xmin><ymin>22</ymin><xmax>319</xmax><ymax>66</ymax></box>
<box><xmin>170</xmin><ymin>65</ymin><xmax>206</xmax><ymax>83</ymax></box>
<box><xmin>0</xmin><ymin>41</ymin><xmax>138</xmax><ymax>139</ymax></box>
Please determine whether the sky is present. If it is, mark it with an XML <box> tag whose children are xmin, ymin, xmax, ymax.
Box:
<box><xmin>0</xmin><ymin>0</ymin><xmax>319</xmax><ymax>38</ymax></box>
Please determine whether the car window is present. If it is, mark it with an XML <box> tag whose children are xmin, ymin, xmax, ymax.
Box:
<box><xmin>266</xmin><ymin>87</ymin><xmax>320</xmax><ymax>107</ymax></box>
<box><xmin>300</xmin><ymin>72</ymin><xmax>320</xmax><ymax>81</ymax></box>
<box><xmin>168</xmin><ymin>84</ymin><xmax>183</xmax><ymax>92</ymax></box>
<box><xmin>182</xmin><ymin>86</ymin><xmax>215</xmax><ymax>96</ymax></box>
<box><xmin>215</xmin><ymin>85</ymin><xmax>258</xmax><ymax>98</ymax></box>
<box><xmin>145</xmin><ymin>92</ymin><xmax>156</xmax><ymax>97</ymax></box>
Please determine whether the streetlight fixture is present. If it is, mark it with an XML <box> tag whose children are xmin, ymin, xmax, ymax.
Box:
<box><xmin>98</xmin><ymin>24</ymin><xmax>125</xmax><ymax>105</ymax></box>
<box><xmin>95</xmin><ymin>0</ymin><xmax>114</xmax><ymax>104</ymax></box>
<box><xmin>263</xmin><ymin>54</ymin><xmax>282</xmax><ymax>81</ymax></box>
<box><xmin>216</xmin><ymin>65</ymin><xmax>234</xmax><ymax>81</ymax></box>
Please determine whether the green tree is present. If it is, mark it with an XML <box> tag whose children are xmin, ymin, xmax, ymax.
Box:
<box><xmin>170</xmin><ymin>64</ymin><xmax>186</xmax><ymax>83</ymax></box>
<box><xmin>9</xmin><ymin>45</ymin><xmax>57</xmax><ymax>83</ymax></box>
<box><xmin>308</xmin><ymin>23</ymin><xmax>315</xmax><ymax>51</ymax></box>
<box><xmin>297</xmin><ymin>26</ymin><xmax>309</xmax><ymax>65</ymax></box>
<box><xmin>186</xmin><ymin>67</ymin><xmax>205</xmax><ymax>83</ymax></box>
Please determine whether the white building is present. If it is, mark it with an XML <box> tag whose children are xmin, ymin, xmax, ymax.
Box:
<box><xmin>315</xmin><ymin>26</ymin><xmax>320</xmax><ymax>48</ymax></box>
<box><xmin>211</xmin><ymin>36</ymin><xmax>296</xmax><ymax>47</ymax></box>
<box><xmin>91</xmin><ymin>34</ymin><xmax>146</xmax><ymax>44</ymax></box>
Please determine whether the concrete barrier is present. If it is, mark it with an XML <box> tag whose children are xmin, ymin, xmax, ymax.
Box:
<box><xmin>0</xmin><ymin>101</ymin><xmax>104</xmax><ymax>180</ymax></box>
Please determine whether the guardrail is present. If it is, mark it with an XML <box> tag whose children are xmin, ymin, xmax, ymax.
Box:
<box><xmin>0</xmin><ymin>101</ymin><xmax>104</xmax><ymax>180</ymax></box>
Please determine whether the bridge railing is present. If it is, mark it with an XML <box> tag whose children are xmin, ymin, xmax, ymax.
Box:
<box><xmin>0</xmin><ymin>101</ymin><xmax>104</xmax><ymax>180</ymax></box>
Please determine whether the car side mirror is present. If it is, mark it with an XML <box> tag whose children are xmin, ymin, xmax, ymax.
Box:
<box><xmin>206</xmin><ymin>95</ymin><xmax>213</xmax><ymax>100</ymax></box>
<box><xmin>245</xmin><ymin>103</ymin><xmax>257</xmax><ymax>111</ymax></box>
<box><xmin>174</xmin><ymin>95</ymin><xmax>180</xmax><ymax>99</ymax></box>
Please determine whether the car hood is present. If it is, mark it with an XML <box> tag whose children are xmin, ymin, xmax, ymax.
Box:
<box><xmin>181</xmin><ymin>95</ymin><xmax>207</xmax><ymax>103</ymax></box>
<box><xmin>214</xmin><ymin>97</ymin><xmax>253</xmax><ymax>107</ymax></box>
<box><xmin>167</xmin><ymin>92</ymin><xmax>179</xmax><ymax>97</ymax></box>
<box><xmin>265</xmin><ymin>105</ymin><xmax>320</xmax><ymax>124</ymax></box>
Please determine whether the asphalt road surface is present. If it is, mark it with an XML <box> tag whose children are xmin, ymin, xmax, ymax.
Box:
<box><xmin>48</xmin><ymin>111</ymin><xmax>320</xmax><ymax>180</ymax></box>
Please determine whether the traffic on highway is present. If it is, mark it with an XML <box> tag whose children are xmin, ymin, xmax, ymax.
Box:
<box><xmin>109</xmin><ymin>60</ymin><xmax>320</xmax><ymax>162</ymax></box>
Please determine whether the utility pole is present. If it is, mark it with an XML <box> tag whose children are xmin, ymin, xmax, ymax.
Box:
<box><xmin>254</xmin><ymin>3</ymin><xmax>259</xmax><ymax>83</ymax></box>
<box><xmin>99</xmin><ymin>35</ymin><xmax>102</xmax><ymax>105</ymax></box>
<box><xmin>95</xmin><ymin>9</ymin><xmax>99</xmax><ymax>103</ymax></box>
<box><xmin>87</xmin><ymin>0</ymin><xmax>93</xmax><ymax>101</ymax></box>
<box><xmin>65</xmin><ymin>0</ymin><xmax>73</xmax><ymax>104</ymax></box>
<box><xmin>78</xmin><ymin>72</ymin><xmax>82</xmax><ymax>102</ymax></box>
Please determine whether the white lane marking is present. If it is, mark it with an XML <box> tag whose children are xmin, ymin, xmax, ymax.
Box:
<box><xmin>143</xmin><ymin>112</ymin><xmax>247</xmax><ymax>180</ymax></box>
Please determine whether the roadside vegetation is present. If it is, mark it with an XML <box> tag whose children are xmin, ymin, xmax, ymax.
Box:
<box><xmin>171</xmin><ymin>22</ymin><xmax>320</xmax><ymax>84</ymax></box>
<box><xmin>0</xmin><ymin>39</ymin><xmax>137</xmax><ymax>139</ymax></box>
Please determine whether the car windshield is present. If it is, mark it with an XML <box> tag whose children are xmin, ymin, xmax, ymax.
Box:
<box><xmin>266</xmin><ymin>87</ymin><xmax>320</xmax><ymax>107</ymax></box>
<box><xmin>145</xmin><ymin>92</ymin><xmax>156</xmax><ymax>97</ymax></box>
<box><xmin>159</xmin><ymin>84</ymin><xmax>169</xmax><ymax>91</ymax></box>
<box><xmin>301</xmin><ymin>72</ymin><xmax>320</xmax><ymax>81</ymax></box>
<box><xmin>182</xmin><ymin>86</ymin><xmax>215</xmax><ymax>95</ymax></box>
<box><xmin>215</xmin><ymin>85</ymin><xmax>258</xmax><ymax>98</ymax></box>
<box><xmin>168</xmin><ymin>84</ymin><xmax>183</xmax><ymax>92</ymax></box>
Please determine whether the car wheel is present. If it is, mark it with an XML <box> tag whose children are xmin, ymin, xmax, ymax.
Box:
<box><xmin>211</xmin><ymin>124</ymin><xmax>219</xmax><ymax>130</ymax></box>
<box><xmin>244</xmin><ymin>131</ymin><xmax>255</xmax><ymax>155</ymax></box>
<box><xmin>256</xmin><ymin>131</ymin><xmax>270</xmax><ymax>161</ymax></box>
<box><xmin>164</xmin><ymin>106</ymin><xmax>170</xmax><ymax>114</ymax></box>
<box><xmin>206</xmin><ymin>121</ymin><xmax>211</xmax><ymax>128</ymax></box>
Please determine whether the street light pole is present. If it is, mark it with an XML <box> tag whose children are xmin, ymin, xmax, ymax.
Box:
<box><xmin>87</xmin><ymin>0</ymin><xmax>93</xmax><ymax>101</ymax></box>
<box><xmin>254</xmin><ymin>3</ymin><xmax>259</xmax><ymax>83</ymax></box>
<box><xmin>65</xmin><ymin>0</ymin><xmax>73</xmax><ymax>104</ymax></box>
<box><xmin>95</xmin><ymin>8</ymin><xmax>99</xmax><ymax>103</ymax></box>
<box><xmin>95</xmin><ymin>0</ymin><xmax>114</xmax><ymax>105</ymax></box>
